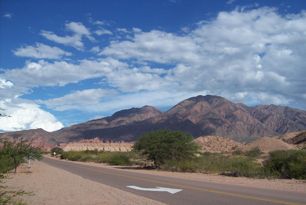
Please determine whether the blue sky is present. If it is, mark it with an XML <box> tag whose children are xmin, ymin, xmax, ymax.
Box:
<box><xmin>0</xmin><ymin>0</ymin><xmax>306</xmax><ymax>132</ymax></box>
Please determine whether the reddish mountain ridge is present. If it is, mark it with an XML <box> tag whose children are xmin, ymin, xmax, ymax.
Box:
<box><xmin>1</xmin><ymin>95</ymin><xmax>306</xmax><ymax>143</ymax></box>
<box><xmin>0</xmin><ymin>128</ymin><xmax>54</xmax><ymax>151</ymax></box>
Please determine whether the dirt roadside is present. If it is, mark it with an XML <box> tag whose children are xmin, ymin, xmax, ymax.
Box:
<box><xmin>4</xmin><ymin>161</ymin><xmax>165</xmax><ymax>205</ymax></box>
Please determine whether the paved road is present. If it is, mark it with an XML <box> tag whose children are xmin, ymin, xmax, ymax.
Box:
<box><xmin>43</xmin><ymin>158</ymin><xmax>306</xmax><ymax>205</ymax></box>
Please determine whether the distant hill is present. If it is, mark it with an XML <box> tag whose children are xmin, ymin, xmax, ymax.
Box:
<box><xmin>0</xmin><ymin>128</ymin><xmax>54</xmax><ymax>151</ymax></box>
<box><xmin>1</xmin><ymin>95</ymin><xmax>306</xmax><ymax>144</ymax></box>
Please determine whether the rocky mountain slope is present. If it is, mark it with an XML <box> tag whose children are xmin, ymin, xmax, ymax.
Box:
<box><xmin>0</xmin><ymin>128</ymin><xmax>54</xmax><ymax>150</ymax></box>
<box><xmin>1</xmin><ymin>95</ymin><xmax>306</xmax><ymax>143</ymax></box>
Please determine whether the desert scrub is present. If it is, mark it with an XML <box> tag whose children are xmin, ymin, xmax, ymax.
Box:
<box><xmin>161</xmin><ymin>153</ymin><xmax>264</xmax><ymax>177</ymax></box>
<box><xmin>264</xmin><ymin>150</ymin><xmax>306</xmax><ymax>179</ymax></box>
<box><xmin>161</xmin><ymin>159</ymin><xmax>200</xmax><ymax>172</ymax></box>
<box><xmin>61</xmin><ymin>151</ymin><xmax>132</xmax><ymax>165</ymax></box>
<box><xmin>0</xmin><ymin>181</ymin><xmax>28</xmax><ymax>205</ymax></box>
<box><xmin>244</xmin><ymin>147</ymin><xmax>262</xmax><ymax>158</ymax></box>
<box><xmin>96</xmin><ymin>152</ymin><xmax>132</xmax><ymax>165</ymax></box>
<box><xmin>0</xmin><ymin>155</ymin><xmax>14</xmax><ymax>174</ymax></box>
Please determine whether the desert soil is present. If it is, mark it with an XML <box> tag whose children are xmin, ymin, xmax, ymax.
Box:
<box><xmin>5</xmin><ymin>161</ymin><xmax>165</xmax><ymax>205</ymax></box>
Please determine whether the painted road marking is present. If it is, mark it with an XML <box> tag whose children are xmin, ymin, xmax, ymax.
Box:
<box><xmin>127</xmin><ymin>185</ymin><xmax>182</xmax><ymax>194</ymax></box>
<box><xmin>47</xmin><ymin>159</ymin><xmax>305</xmax><ymax>205</ymax></box>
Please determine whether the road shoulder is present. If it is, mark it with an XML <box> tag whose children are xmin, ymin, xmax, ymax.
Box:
<box><xmin>5</xmin><ymin>160</ymin><xmax>165</xmax><ymax>205</ymax></box>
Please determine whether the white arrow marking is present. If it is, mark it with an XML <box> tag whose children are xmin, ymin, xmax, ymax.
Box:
<box><xmin>127</xmin><ymin>185</ymin><xmax>182</xmax><ymax>194</ymax></box>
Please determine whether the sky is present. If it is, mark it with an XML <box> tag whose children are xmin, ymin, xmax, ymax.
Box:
<box><xmin>0</xmin><ymin>0</ymin><xmax>306</xmax><ymax>132</ymax></box>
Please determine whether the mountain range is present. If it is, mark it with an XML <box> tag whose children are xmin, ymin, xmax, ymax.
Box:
<box><xmin>1</xmin><ymin>95</ymin><xmax>306</xmax><ymax>144</ymax></box>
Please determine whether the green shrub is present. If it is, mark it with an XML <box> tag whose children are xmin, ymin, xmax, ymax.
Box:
<box><xmin>161</xmin><ymin>153</ymin><xmax>264</xmax><ymax>177</ymax></box>
<box><xmin>161</xmin><ymin>159</ymin><xmax>200</xmax><ymax>172</ymax></box>
<box><xmin>61</xmin><ymin>151</ymin><xmax>82</xmax><ymax>161</ymax></box>
<box><xmin>244</xmin><ymin>147</ymin><xmax>262</xmax><ymax>158</ymax></box>
<box><xmin>61</xmin><ymin>151</ymin><xmax>132</xmax><ymax>166</ymax></box>
<box><xmin>264</xmin><ymin>150</ymin><xmax>306</xmax><ymax>179</ymax></box>
<box><xmin>0</xmin><ymin>155</ymin><xmax>14</xmax><ymax>174</ymax></box>
<box><xmin>108</xmin><ymin>153</ymin><xmax>131</xmax><ymax>165</ymax></box>
<box><xmin>223</xmin><ymin>156</ymin><xmax>263</xmax><ymax>177</ymax></box>
<box><xmin>50</xmin><ymin>147</ymin><xmax>64</xmax><ymax>156</ymax></box>
<box><xmin>133</xmin><ymin>130</ymin><xmax>200</xmax><ymax>167</ymax></box>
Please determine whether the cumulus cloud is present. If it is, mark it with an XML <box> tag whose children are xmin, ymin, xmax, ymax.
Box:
<box><xmin>41</xmin><ymin>22</ymin><xmax>93</xmax><ymax>50</ymax></box>
<box><xmin>100</xmin><ymin>8</ymin><xmax>306</xmax><ymax>108</ymax></box>
<box><xmin>0</xmin><ymin>79</ymin><xmax>13</xmax><ymax>89</ymax></box>
<box><xmin>95</xmin><ymin>28</ymin><xmax>113</xmax><ymax>35</ymax></box>
<box><xmin>13</xmin><ymin>43</ymin><xmax>72</xmax><ymax>59</ymax></box>
<box><xmin>40</xmin><ymin>89</ymin><xmax>114</xmax><ymax>112</ymax></box>
<box><xmin>2</xmin><ymin>57</ymin><xmax>168</xmax><ymax>98</ymax></box>
<box><xmin>66</xmin><ymin>22</ymin><xmax>91</xmax><ymax>36</ymax></box>
<box><xmin>102</xmin><ymin>30</ymin><xmax>200</xmax><ymax>64</ymax></box>
<box><xmin>0</xmin><ymin>100</ymin><xmax>63</xmax><ymax>132</ymax></box>
<box><xmin>90</xmin><ymin>46</ymin><xmax>102</xmax><ymax>53</ymax></box>
<box><xmin>41</xmin><ymin>89</ymin><xmax>206</xmax><ymax>113</ymax></box>
<box><xmin>1</xmin><ymin>7</ymin><xmax>306</xmax><ymax>123</ymax></box>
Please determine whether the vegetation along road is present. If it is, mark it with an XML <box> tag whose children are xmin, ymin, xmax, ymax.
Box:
<box><xmin>43</xmin><ymin>157</ymin><xmax>306</xmax><ymax>205</ymax></box>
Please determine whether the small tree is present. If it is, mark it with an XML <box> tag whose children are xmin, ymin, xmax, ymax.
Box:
<box><xmin>50</xmin><ymin>147</ymin><xmax>64</xmax><ymax>156</ymax></box>
<box><xmin>133</xmin><ymin>130</ymin><xmax>199</xmax><ymax>168</ymax></box>
<box><xmin>0</xmin><ymin>140</ymin><xmax>42</xmax><ymax>173</ymax></box>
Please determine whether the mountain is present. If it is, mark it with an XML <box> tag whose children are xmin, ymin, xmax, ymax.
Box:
<box><xmin>51</xmin><ymin>105</ymin><xmax>162</xmax><ymax>142</ymax></box>
<box><xmin>0</xmin><ymin>128</ymin><xmax>54</xmax><ymax>150</ymax></box>
<box><xmin>249</xmin><ymin>105</ymin><xmax>306</xmax><ymax>133</ymax></box>
<box><xmin>1</xmin><ymin>95</ymin><xmax>306</xmax><ymax>143</ymax></box>
<box><xmin>165</xmin><ymin>95</ymin><xmax>271</xmax><ymax>141</ymax></box>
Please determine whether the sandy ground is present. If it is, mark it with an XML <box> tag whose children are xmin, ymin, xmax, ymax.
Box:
<box><xmin>53</xmin><ymin>157</ymin><xmax>306</xmax><ymax>194</ymax></box>
<box><xmin>5</xmin><ymin>161</ymin><xmax>165</xmax><ymax>205</ymax></box>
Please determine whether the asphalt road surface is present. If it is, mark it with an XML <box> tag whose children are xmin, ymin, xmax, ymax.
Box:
<box><xmin>43</xmin><ymin>158</ymin><xmax>306</xmax><ymax>205</ymax></box>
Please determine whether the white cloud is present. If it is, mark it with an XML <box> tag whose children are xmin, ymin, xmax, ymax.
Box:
<box><xmin>66</xmin><ymin>22</ymin><xmax>90</xmax><ymax>36</ymax></box>
<box><xmin>41</xmin><ymin>89</ymin><xmax>114</xmax><ymax>112</ymax></box>
<box><xmin>2</xmin><ymin>57</ymin><xmax>168</xmax><ymax>97</ymax></box>
<box><xmin>226</xmin><ymin>0</ymin><xmax>235</xmax><ymax>5</ymax></box>
<box><xmin>41</xmin><ymin>89</ymin><xmax>207</xmax><ymax>113</ymax></box>
<box><xmin>41</xmin><ymin>30</ymin><xmax>84</xmax><ymax>50</ymax></box>
<box><xmin>0</xmin><ymin>79</ymin><xmax>13</xmax><ymax>89</ymax></box>
<box><xmin>1</xmin><ymin>7</ymin><xmax>306</xmax><ymax>120</ymax></box>
<box><xmin>90</xmin><ymin>46</ymin><xmax>102</xmax><ymax>53</ymax></box>
<box><xmin>3</xmin><ymin>13</ymin><xmax>12</xmax><ymax>19</ymax></box>
<box><xmin>117</xmin><ymin>28</ymin><xmax>130</xmax><ymax>33</ymax></box>
<box><xmin>101</xmin><ymin>30</ymin><xmax>200</xmax><ymax>64</ymax></box>
<box><xmin>41</xmin><ymin>22</ymin><xmax>93</xmax><ymax>50</ymax></box>
<box><xmin>100</xmin><ymin>8</ymin><xmax>306</xmax><ymax>107</ymax></box>
<box><xmin>95</xmin><ymin>28</ymin><xmax>113</xmax><ymax>35</ymax></box>
<box><xmin>0</xmin><ymin>100</ymin><xmax>63</xmax><ymax>132</ymax></box>
<box><xmin>94</xmin><ymin>20</ymin><xmax>106</xmax><ymax>26</ymax></box>
<box><xmin>14</xmin><ymin>43</ymin><xmax>72</xmax><ymax>59</ymax></box>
